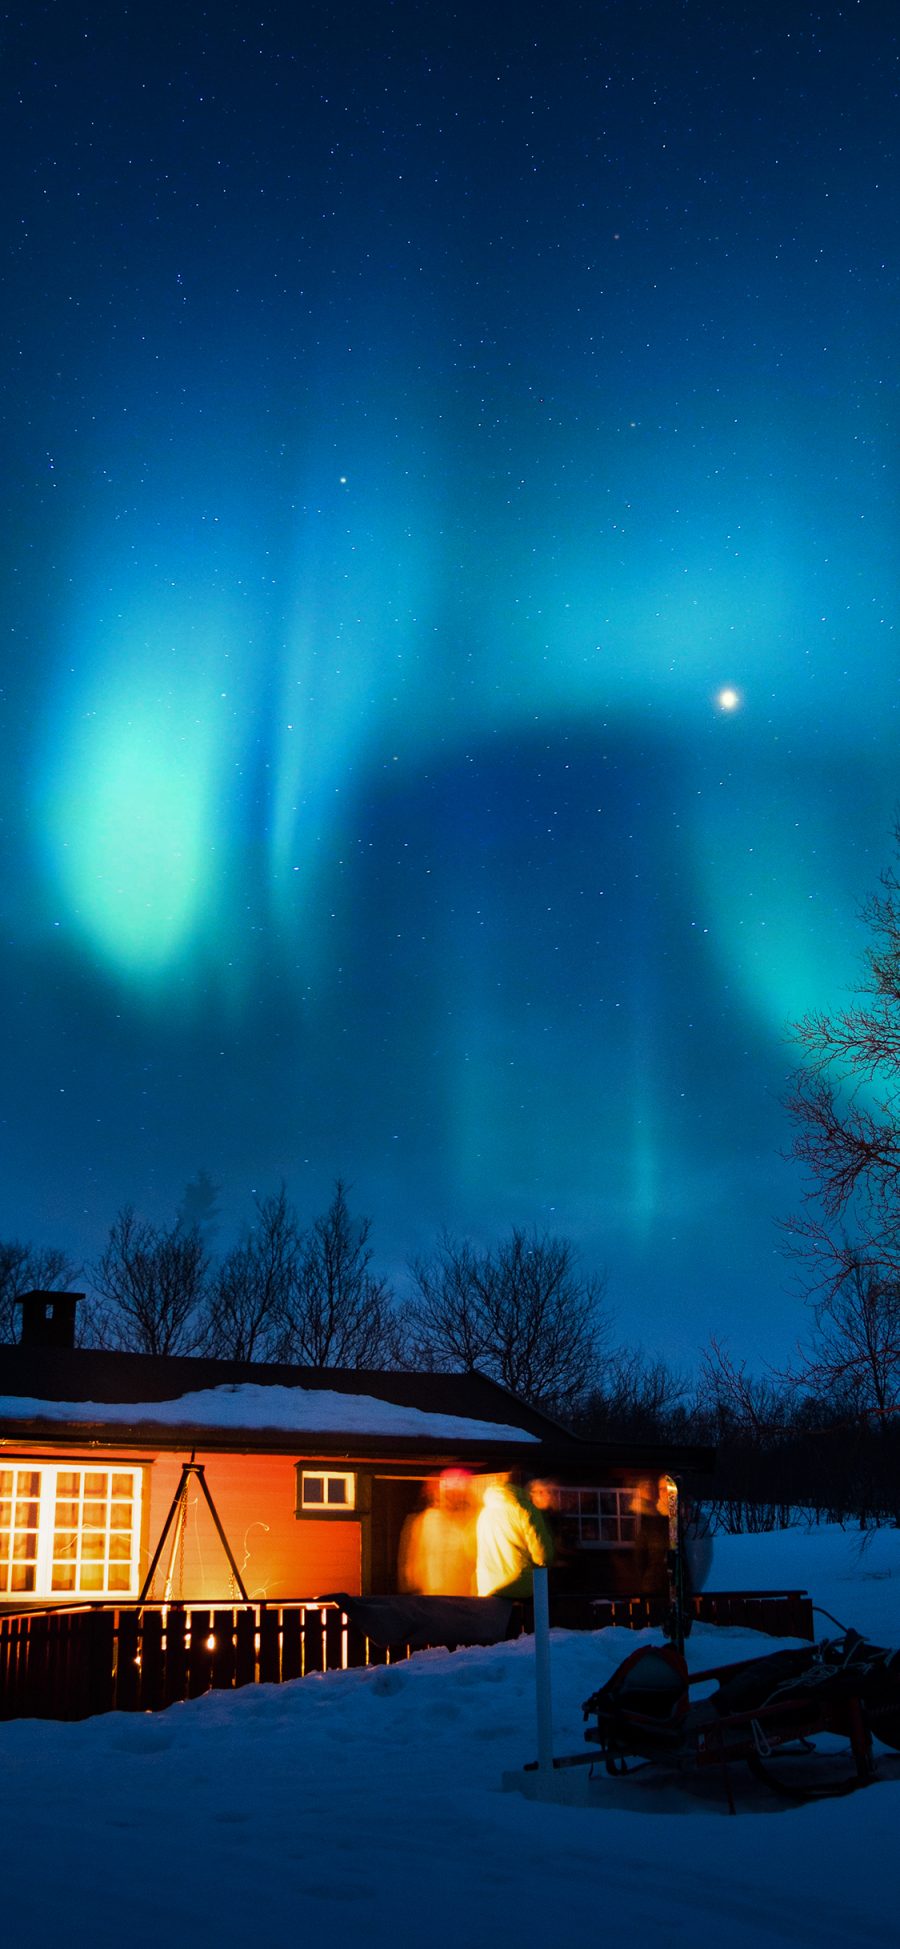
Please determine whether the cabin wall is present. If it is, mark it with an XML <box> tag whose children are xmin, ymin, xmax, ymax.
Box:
<box><xmin>2</xmin><ymin>1443</ymin><xmax>677</xmax><ymax>1608</ymax></box>
<box><xmin>143</xmin><ymin>1452</ymin><xmax>362</xmax><ymax>1603</ymax></box>
<box><xmin>1</xmin><ymin>1441</ymin><xmax>362</xmax><ymax>1606</ymax></box>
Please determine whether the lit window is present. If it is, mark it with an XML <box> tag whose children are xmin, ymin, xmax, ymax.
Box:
<box><xmin>299</xmin><ymin>1470</ymin><xmax>355</xmax><ymax>1512</ymax></box>
<box><xmin>555</xmin><ymin>1486</ymin><xmax>637</xmax><ymax>1548</ymax></box>
<box><xmin>0</xmin><ymin>1464</ymin><xmax>143</xmax><ymax>1599</ymax></box>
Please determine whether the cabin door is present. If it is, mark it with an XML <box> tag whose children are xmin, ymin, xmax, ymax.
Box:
<box><xmin>368</xmin><ymin>1476</ymin><xmax>426</xmax><ymax>1593</ymax></box>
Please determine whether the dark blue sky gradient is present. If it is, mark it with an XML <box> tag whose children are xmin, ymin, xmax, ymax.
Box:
<box><xmin>2</xmin><ymin>3</ymin><xmax>898</xmax><ymax>1361</ymax></box>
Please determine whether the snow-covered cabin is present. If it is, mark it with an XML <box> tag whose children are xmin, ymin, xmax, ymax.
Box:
<box><xmin>0</xmin><ymin>1293</ymin><xmax>711</xmax><ymax>1611</ymax></box>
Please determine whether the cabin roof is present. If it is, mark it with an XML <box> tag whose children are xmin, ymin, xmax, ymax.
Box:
<box><xmin>0</xmin><ymin>1344</ymin><xmax>563</xmax><ymax>1447</ymax></box>
<box><xmin>0</xmin><ymin>1345</ymin><xmax>552</xmax><ymax>1421</ymax></box>
<box><xmin>0</xmin><ymin>1344</ymin><xmax>714</xmax><ymax>1473</ymax></box>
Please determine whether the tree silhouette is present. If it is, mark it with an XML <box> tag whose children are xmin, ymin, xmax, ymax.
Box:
<box><xmin>0</xmin><ymin>1240</ymin><xmax>80</xmax><ymax>1345</ymax></box>
<box><xmin>279</xmin><ymin>1180</ymin><xmax>402</xmax><ymax>1368</ymax></box>
<box><xmin>203</xmin><ymin>1186</ymin><xmax>297</xmax><ymax>1362</ymax></box>
<box><xmin>92</xmin><ymin>1207</ymin><xmax>208</xmax><ymax>1355</ymax></box>
<box><xmin>407</xmin><ymin>1227</ymin><xmax>609</xmax><ymax>1413</ymax></box>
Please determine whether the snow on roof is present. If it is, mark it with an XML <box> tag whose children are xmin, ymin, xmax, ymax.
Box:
<box><xmin>0</xmin><ymin>1381</ymin><xmax>539</xmax><ymax>1444</ymax></box>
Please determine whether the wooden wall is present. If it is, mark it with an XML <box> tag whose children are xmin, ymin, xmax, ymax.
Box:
<box><xmin>142</xmin><ymin>1451</ymin><xmax>362</xmax><ymax>1602</ymax></box>
<box><xmin>3</xmin><ymin>1442</ymin><xmax>362</xmax><ymax>1604</ymax></box>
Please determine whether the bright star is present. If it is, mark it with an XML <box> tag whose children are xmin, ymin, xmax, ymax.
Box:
<box><xmin>716</xmin><ymin>686</ymin><xmax>741</xmax><ymax>712</ymax></box>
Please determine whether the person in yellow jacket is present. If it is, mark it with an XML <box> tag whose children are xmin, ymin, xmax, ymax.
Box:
<box><xmin>475</xmin><ymin>1470</ymin><xmax>554</xmax><ymax>1599</ymax></box>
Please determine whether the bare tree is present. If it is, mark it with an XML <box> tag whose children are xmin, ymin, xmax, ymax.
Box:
<box><xmin>789</xmin><ymin>1254</ymin><xmax>900</xmax><ymax>1424</ymax></box>
<box><xmin>92</xmin><ymin>1207</ymin><xmax>208</xmax><ymax>1355</ymax></box>
<box><xmin>407</xmin><ymin>1227</ymin><xmax>610</xmax><ymax>1414</ymax></box>
<box><xmin>572</xmin><ymin>1348</ymin><xmax>689</xmax><ymax>1441</ymax></box>
<box><xmin>202</xmin><ymin>1186</ymin><xmax>298</xmax><ymax>1362</ymax></box>
<box><xmin>406</xmin><ymin>1232</ymin><xmax>487</xmax><ymax>1372</ymax></box>
<box><xmin>0</xmin><ymin>1240</ymin><xmax>80</xmax><ymax>1344</ymax></box>
<box><xmin>694</xmin><ymin>1340</ymin><xmax>800</xmax><ymax>1533</ymax></box>
<box><xmin>279</xmin><ymin>1180</ymin><xmax>402</xmax><ymax>1368</ymax></box>
<box><xmin>786</xmin><ymin>839</ymin><xmax>900</xmax><ymax>1262</ymax></box>
<box><xmin>698</xmin><ymin>1339</ymin><xmax>793</xmax><ymax>1445</ymax></box>
<box><xmin>783</xmin><ymin>836</ymin><xmax>900</xmax><ymax>1422</ymax></box>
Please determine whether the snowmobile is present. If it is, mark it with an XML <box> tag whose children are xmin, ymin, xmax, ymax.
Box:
<box><xmin>581</xmin><ymin>1628</ymin><xmax>900</xmax><ymax>1810</ymax></box>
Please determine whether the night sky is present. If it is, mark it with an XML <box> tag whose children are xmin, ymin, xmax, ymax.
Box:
<box><xmin>2</xmin><ymin>3</ymin><xmax>898</xmax><ymax>1363</ymax></box>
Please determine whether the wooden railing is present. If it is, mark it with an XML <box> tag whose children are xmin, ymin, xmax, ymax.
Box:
<box><xmin>588</xmin><ymin>1588</ymin><xmax>815</xmax><ymax>1641</ymax></box>
<box><xmin>0</xmin><ymin>1600</ymin><xmax>380</xmax><ymax>1722</ymax></box>
<box><xmin>0</xmin><ymin>1586</ymin><xmax>816</xmax><ymax>1723</ymax></box>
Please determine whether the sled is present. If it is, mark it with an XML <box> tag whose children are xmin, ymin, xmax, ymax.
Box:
<box><xmin>580</xmin><ymin>1629</ymin><xmax>900</xmax><ymax>1812</ymax></box>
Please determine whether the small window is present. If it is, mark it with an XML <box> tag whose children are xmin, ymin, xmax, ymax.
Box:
<box><xmin>299</xmin><ymin>1470</ymin><xmax>355</xmax><ymax>1513</ymax></box>
<box><xmin>555</xmin><ymin>1486</ymin><xmax>637</xmax><ymax>1549</ymax></box>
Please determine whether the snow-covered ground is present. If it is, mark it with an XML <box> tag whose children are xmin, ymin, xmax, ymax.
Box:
<box><xmin>4</xmin><ymin>1522</ymin><xmax>899</xmax><ymax>1949</ymax></box>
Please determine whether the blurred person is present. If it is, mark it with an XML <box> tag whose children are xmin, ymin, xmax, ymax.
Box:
<box><xmin>628</xmin><ymin>1477</ymin><xmax>669</xmax><ymax>1594</ymax></box>
<box><xmin>527</xmin><ymin>1477</ymin><xmax>566</xmax><ymax>1563</ymax></box>
<box><xmin>398</xmin><ymin>1469</ymin><xmax>477</xmax><ymax>1595</ymax></box>
<box><xmin>527</xmin><ymin>1478</ymin><xmax>556</xmax><ymax>1513</ymax></box>
<box><xmin>475</xmin><ymin>1470</ymin><xmax>554</xmax><ymax>1599</ymax></box>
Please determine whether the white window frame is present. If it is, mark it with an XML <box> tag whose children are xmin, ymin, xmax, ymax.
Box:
<box><xmin>0</xmin><ymin>1462</ymin><xmax>143</xmax><ymax>1600</ymax></box>
<box><xmin>298</xmin><ymin>1469</ymin><xmax>356</xmax><ymax>1513</ymax></box>
<box><xmin>555</xmin><ymin>1485</ymin><xmax>638</xmax><ymax>1549</ymax></box>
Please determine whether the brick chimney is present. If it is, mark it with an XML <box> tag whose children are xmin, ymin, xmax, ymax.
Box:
<box><xmin>18</xmin><ymin>1290</ymin><xmax>82</xmax><ymax>1349</ymax></box>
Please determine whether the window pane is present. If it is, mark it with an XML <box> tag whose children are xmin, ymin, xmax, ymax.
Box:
<box><xmin>109</xmin><ymin>1534</ymin><xmax>131</xmax><ymax>1561</ymax></box>
<box><xmin>15</xmin><ymin>1500</ymin><xmax>39</xmax><ymax>1528</ymax></box>
<box><xmin>12</xmin><ymin>1533</ymin><xmax>37</xmax><ymax>1561</ymax></box>
<box><xmin>51</xmin><ymin>1563</ymin><xmax>76</xmax><ymax>1591</ymax></box>
<box><xmin>79</xmin><ymin>1564</ymin><xmax>104</xmax><ymax>1592</ymax></box>
<box><xmin>581</xmin><ymin>1517</ymin><xmax>600</xmax><ymax>1543</ymax></box>
<box><xmin>0</xmin><ymin>1472</ymin><xmax>12</xmax><ymax>1497</ymax></box>
<box><xmin>557</xmin><ymin>1490</ymin><xmax>579</xmax><ymax>1514</ymax></box>
<box><xmin>111</xmin><ymin>1474</ymin><xmax>133</xmax><ymax>1498</ymax></box>
<box><xmin>11</xmin><ymin>1564</ymin><xmax>36</xmax><ymax>1592</ymax></box>
<box><xmin>108</xmin><ymin>1565</ymin><xmax>131</xmax><ymax>1592</ymax></box>
<box><xmin>0</xmin><ymin>1500</ymin><xmax>11</xmax><ymax>1525</ymax></box>
<box><xmin>84</xmin><ymin>1473</ymin><xmax>108</xmax><ymax>1496</ymax></box>
<box><xmin>82</xmin><ymin>1533</ymin><xmax>105</xmax><ymax>1561</ymax></box>
<box><xmin>18</xmin><ymin>1472</ymin><xmax>40</xmax><ymax>1497</ymax></box>
<box><xmin>109</xmin><ymin>1504</ymin><xmax>132</xmax><ymax>1531</ymax></box>
<box><xmin>82</xmin><ymin>1501</ymin><xmax>107</xmax><ymax>1529</ymax></box>
<box><xmin>326</xmin><ymin>1478</ymin><xmax>347</xmax><ymax>1505</ymax></box>
<box><xmin>56</xmin><ymin>1472</ymin><xmax>79</xmax><ymax>1495</ymax></box>
<box><xmin>303</xmin><ymin>1477</ymin><xmax>324</xmax><ymax>1504</ymax></box>
<box><xmin>53</xmin><ymin>1530</ymin><xmax>77</xmax><ymax>1559</ymax></box>
<box><xmin>619</xmin><ymin>1517</ymin><xmax>636</xmax><ymax>1541</ymax></box>
<box><xmin>55</xmin><ymin>1500</ymin><xmax>79</xmax><ymax>1526</ymax></box>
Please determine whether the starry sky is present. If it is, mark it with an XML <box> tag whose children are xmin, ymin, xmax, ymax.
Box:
<box><xmin>2</xmin><ymin>2</ymin><xmax>898</xmax><ymax>1363</ymax></box>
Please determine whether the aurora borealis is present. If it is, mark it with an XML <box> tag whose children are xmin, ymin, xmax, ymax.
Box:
<box><xmin>2</xmin><ymin>3</ymin><xmax>898</xmax><ymax>1359</ymax></box>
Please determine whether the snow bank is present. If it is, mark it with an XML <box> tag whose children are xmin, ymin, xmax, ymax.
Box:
<box><xmin>710</xmin><ymin>1519</ymin><xmax>900</xmax><ymax>1646</ymax></box>
<box><xmin>0</xmin><ymin>1381</ymin><xmax>538</xmax><ymax>1444</ymax></box>
<box><xmin>1</xmin><ymin>1525</ymin><xmax>897</xmax><ymax>1949</ymax></box>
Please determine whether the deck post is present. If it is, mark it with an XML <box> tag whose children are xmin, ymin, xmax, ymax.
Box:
<box><xmin>532</xmin><ymin>1566</ymin><xmax>553</xmax><ymax>1773</ymax></box>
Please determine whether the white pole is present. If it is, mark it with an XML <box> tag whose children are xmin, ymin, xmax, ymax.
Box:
<box><xmin>532</xmin><ymin>1565</ymin><xmax>554</xmax><ymax>1774</ymax></box>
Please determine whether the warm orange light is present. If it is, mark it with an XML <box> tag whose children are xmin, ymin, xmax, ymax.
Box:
<box><xmin>398</xmin><ymin>1472</ymin><xmax>480</xmax><ymax>1595</ymax></box>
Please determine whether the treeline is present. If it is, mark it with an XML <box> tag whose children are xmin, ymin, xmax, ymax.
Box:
<box><xmin>0</xmin><ymin>1181</ymin><xmax>610</xmax><ymax>1416</ymax></box>
<box><xmin>3</xmin><ymin>1180</ymin><xmax>898</xmax><ymax>1528</ymax></box>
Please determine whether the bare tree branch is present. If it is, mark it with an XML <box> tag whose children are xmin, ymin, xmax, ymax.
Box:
<box><xmin>407</xmin><ymin>1227</ymin><xmax>610</xmax><ymax>1414</ymax></box>
<box><xmin>279</xmin><ymin>1180</ymin><xmax>402</xmax><ymax>1368</ymax></box>
<box><xmin>0</xmin><ymin>1241</ymin><xmax>80</xmax><ymax>1345</ymax></box>
<box><xmin>202</xmin><ymin>1186</ymin><xmax>297</xmax><ymax>1361</ymax></box>
<box><xmin>91</xmin><ymin>1207</ymin><xmax>208</xmax><ymax>1355</ymax></box>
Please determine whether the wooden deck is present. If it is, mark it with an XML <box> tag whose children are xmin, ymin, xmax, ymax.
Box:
<box><xmin>0</xmin><ymin>1587</ymin><xmax>815</xmax><ymax>1722</ymax></box>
